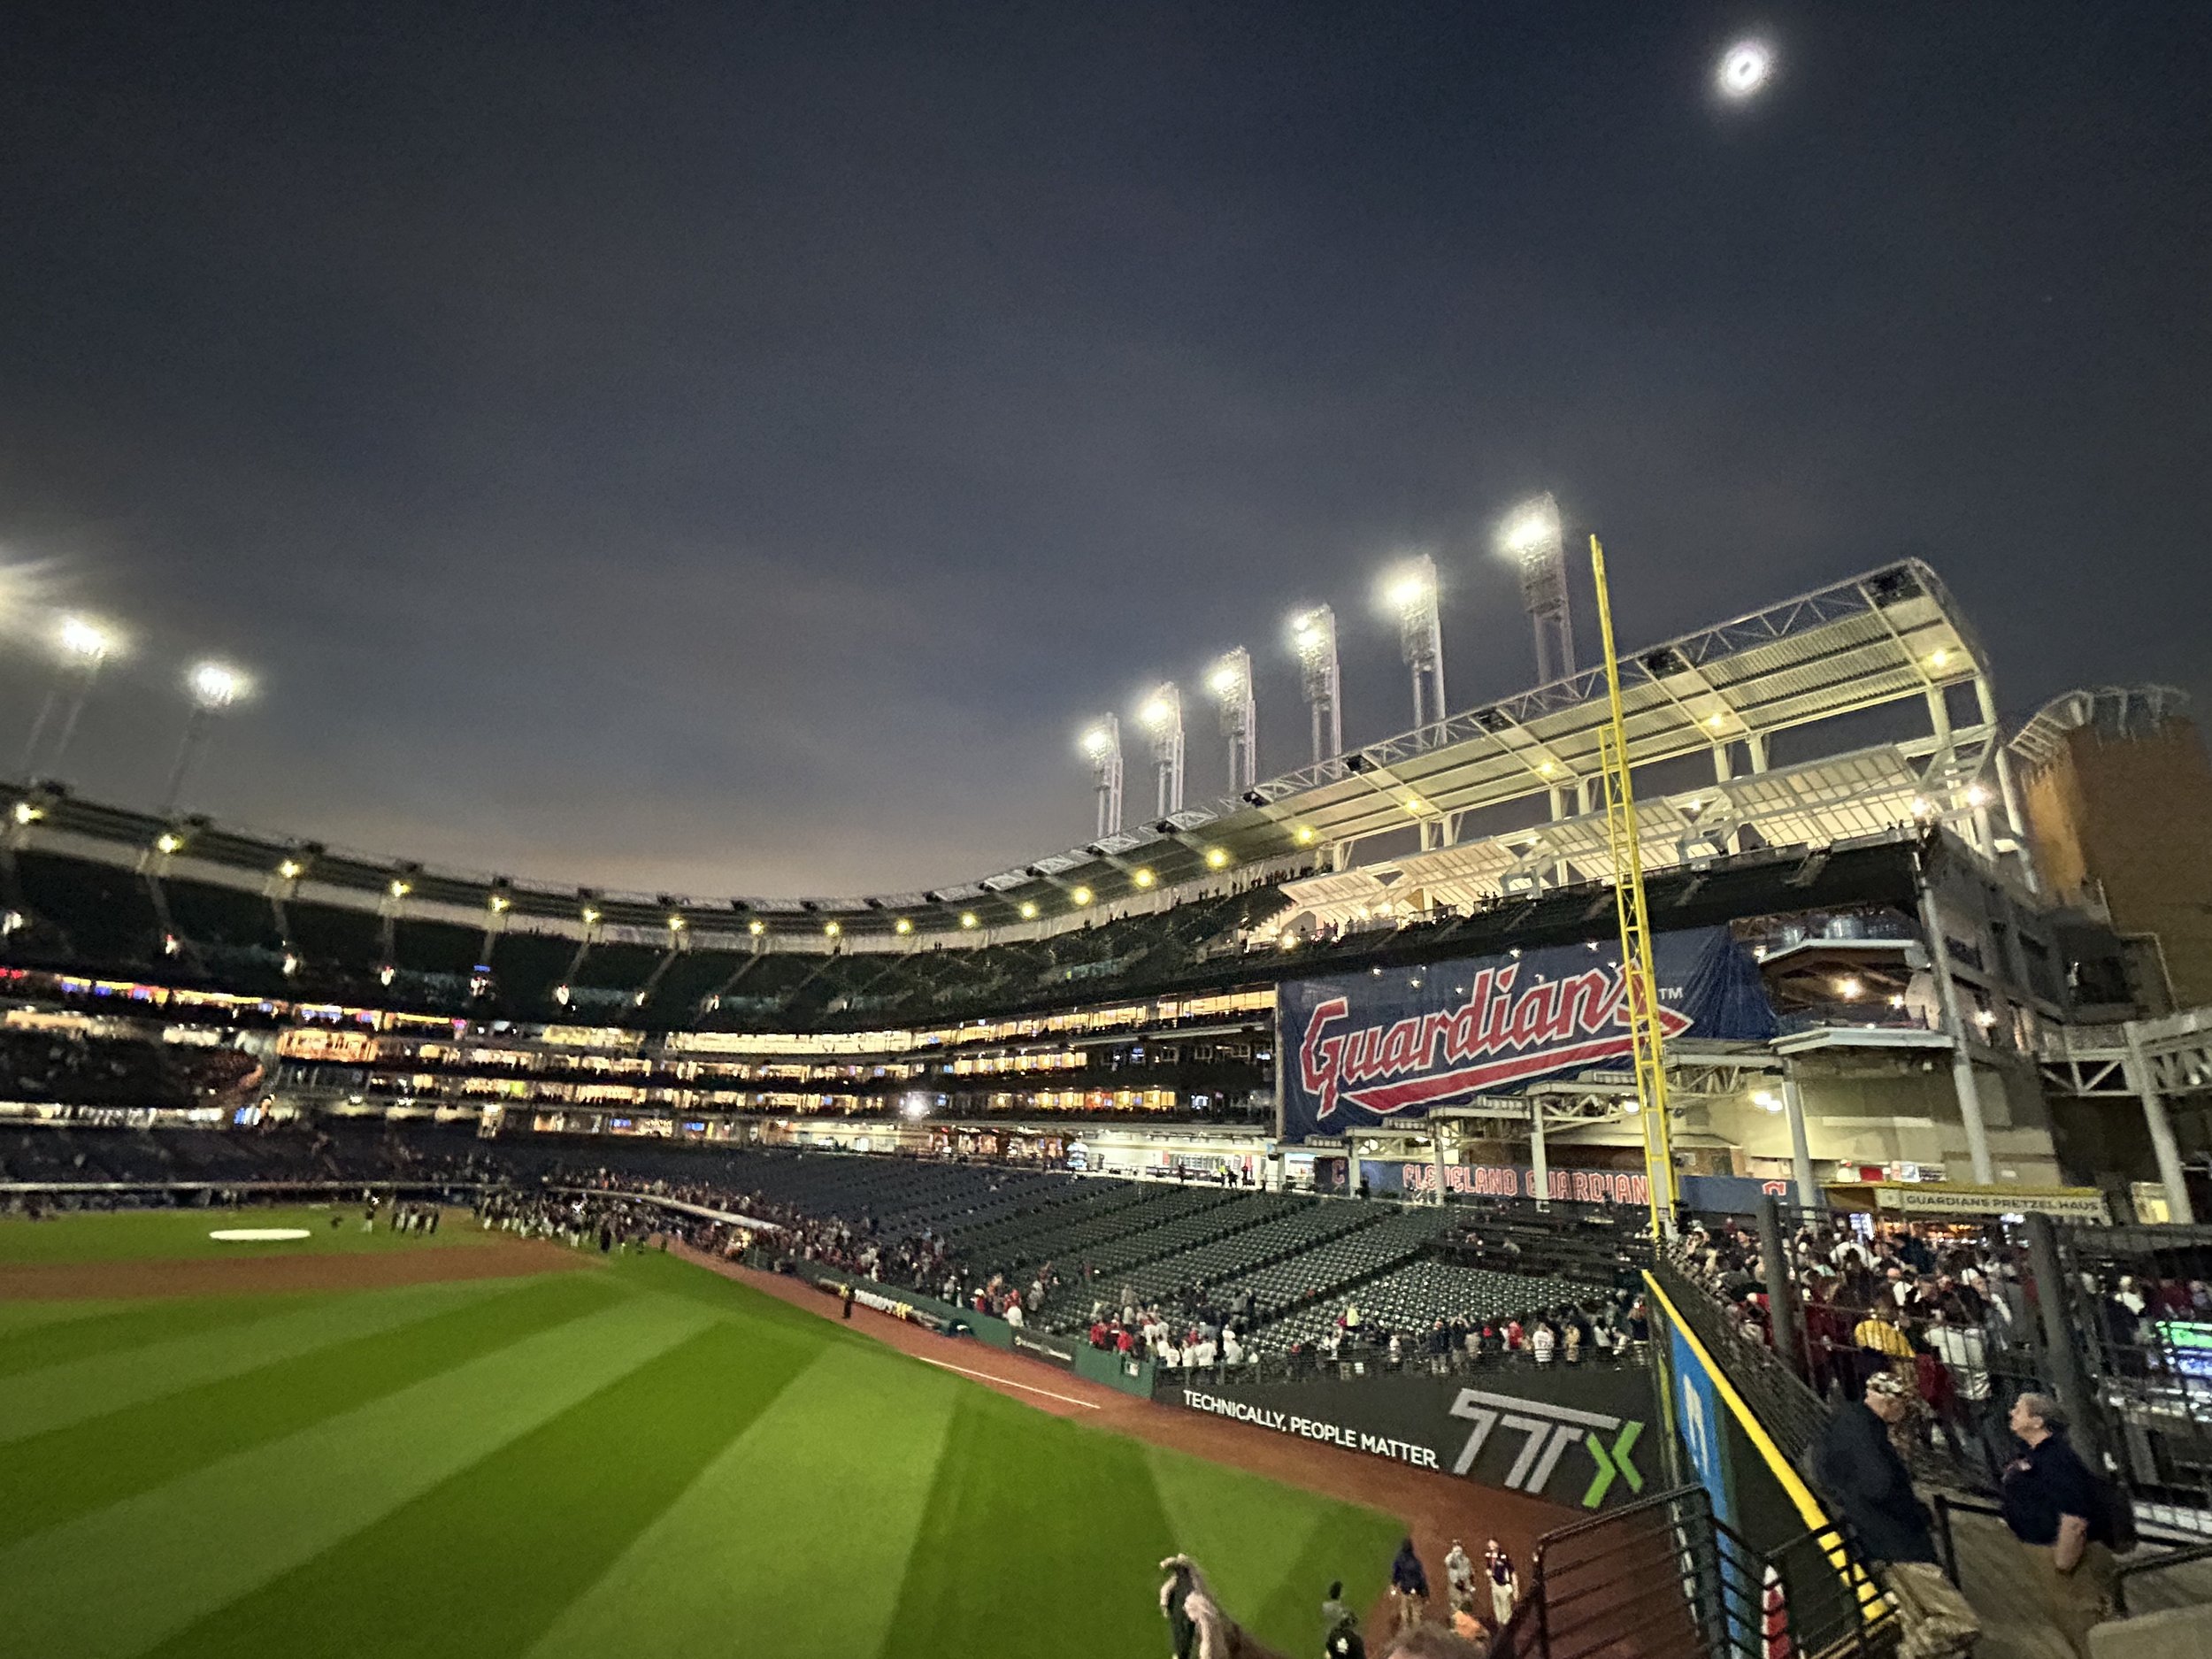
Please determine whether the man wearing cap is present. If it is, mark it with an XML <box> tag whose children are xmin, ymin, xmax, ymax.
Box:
<box><xmin>1812</xmin><ymin>1372</ymin><xmax>1979</xmax><ymax>1658</ymax></box>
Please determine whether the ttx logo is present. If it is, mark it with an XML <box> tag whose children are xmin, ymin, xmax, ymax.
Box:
<box><xmin>1447</xmin><ymin>1388</ymin><xmax>1646</xmax><ymax>1509</ymax></box>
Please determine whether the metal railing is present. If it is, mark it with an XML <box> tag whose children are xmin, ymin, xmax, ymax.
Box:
<box><xmin>1501</xmin><ymin>1485</ymin><xmax>1893</xmax><ymax>1659</ymax></box>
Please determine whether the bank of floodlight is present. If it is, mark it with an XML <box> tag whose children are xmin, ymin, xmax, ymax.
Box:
<box><xmin>1079</xmin><ymin>716</ymin><xmax>1124</xmax><ymax>838</ymax></box>
<box><xmin>1137</xmin><ymin>684</ymin><xmax>1185</xmax><ymax>817</ymax></box>
<box><xmin>1206</xmin><ymin>647</ymin><xmax>1257</xmax><ymax>793</ymax></box>
<box><xmin>1289</xmin><ymin>604</ymin><xmax>1343</xmax><ymax>765</ymax></box>
<box><xmin>1498</xmin><ymin>492</ymin><xmax>1576</xmax><ymax>682</ymax></box>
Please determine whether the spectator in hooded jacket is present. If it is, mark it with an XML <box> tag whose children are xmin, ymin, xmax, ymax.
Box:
<box><xmin>1389</xmin><ymin>1539</ymin><xmax>1429</xmax><ymax>1631</ymax></box>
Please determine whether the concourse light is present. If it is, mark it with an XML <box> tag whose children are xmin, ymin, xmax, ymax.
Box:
<box><xmin>667</xmin><ymin>914</ymin><xmax>686</xmax><ymax>932</ymax></box>
<box><xmin>1927</xmin><ymin>649</ymin><xmax>1952</xmax><ymax>671</ymax></box>
<box><xmin>155</xmin><ymin>833</ymin><xmax>183</xmax><ymax>854</ymax></box>
<box><xmin>388</xmin><ymin>879</ymin><xmax>411</xmax><ymax>898</ymax></box>
<box><xmin>894</xmin><ymin>917</ymin><xmax>913</xmax><ymax>934</ymax></box>
<box><xmin>1132</xmin><ymin>868</ymin><xmax>1156</xmax><ymax>888</ymax></box>
<box><xmin>959</xmin><ymin>911</ymin><xmax>979</xmax><ymax>929</ymax></box>
<box><xmin>1018</xmin><ymin>900</ymin><xmax>1039</xmax><ymax>919</ymax></box>
<box><xmin>1294</xmin><ymin>825</ymin><xmax>1316</xmax><ymax>845</ymax></box>
<box><xmin>748</xmin><ymin>918</ymin><xmax>766</xmax><ymax>936</ymax></box>
<box><xmin>581</xmin><ymin>906</ymin><xmax>600</xmax><ymax>926</ymax></box>
<box><xmin>488</xmin><ymin>894</ymin><xmax>510</xmax><ymax>912</ymax></box>
<box><xmin>1965</xmin><ymin>784</ymin><xmax>1992</xmax><ymax>808</ymax></box>
<box><xmin>1705</xmin><ymin>712</ymin><xmax>1728</xmax><ymax>731</ymax></box>
<box><xmin>1753</xmin><ymin>1090</ymin><xmax>1782</xmax><ymax>1112</ymax></box>
<box><xmin>824</xmin><ymin>920</ymin><xmax>841</xmax><ymax>938</ymax></box>
<box><xmin>1538</xmin><ymin>760</ymin><xmax>1557</xmax><ymax>777</ymax></box>
<box><xmin>1837</xmin><ymin>977</ymin><xmax>1863</xmax><ymax>1001</ymax></box>
<box><xmin>188</xmin><ymin>661</ymin><xmax>249</xmax><ymax>710</ymax></box>
<box><xmin>277</xmin><ymin>859</ymin><xmax>303</xmax><ymax>879</ymax></box>
<box><xmin>1204</xmin><ymin>847</ymin><xmax>1229</xmax><ymax>869</ymax></box>
<box><xmin>1070</xmin><ymin>887</ymin><xmax>1093</xmax><ymax>906</ymax></box>
<box><xmin>1974</xmin><ymin>1009</ymin><xmax>1998</xmax><ymax>1028</ymax></box>
<box><xmin>12</xmin><ymin>803</ymin><xmax>39</xmax><ymax>825</ymax></box>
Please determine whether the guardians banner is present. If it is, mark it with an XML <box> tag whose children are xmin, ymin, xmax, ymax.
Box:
<box><xmin>1280</xmin><ymin>926</ymin><xmax>1775</xmax><ymax>1141</ymax></box>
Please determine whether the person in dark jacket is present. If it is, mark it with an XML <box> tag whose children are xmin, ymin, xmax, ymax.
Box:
<box><xmin>1389</xmin><ymin>1539</ymin><xmax>1429</xmax><ymax>1632</ymax></box>
<box><xmin>2000</xmin><ymin>1392</ymin><xmax>2116</xmax><ymax>1657</ymax></box>
<box><xmin>1813</xmin><ymin>1372</ymin><xmax>1978</xmax><ymax>1657</ymax></box>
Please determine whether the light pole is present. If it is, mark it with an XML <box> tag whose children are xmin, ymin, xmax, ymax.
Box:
<box><xmin>1499</xmin><ymin>493</ymin><xmax>1577</xmax><ymax>682</ymax></box>
<box><xmin>1207</xmin><ymin>648</ymin><xmax>1257</xmax><ymax>794</ymax></box>
<box><xmin>19</xmin><ymin>615</ymin><xmax>119</xmax><ymax>780</ymax></box>
<box><xmin>1080</xmin><ymin>718</ymin><xmax>1125</xmax><ymax>838</ymax></box>
<box><xmin>1138</xmin><ymin>683</ymin><xmax>1185</xmax><ymax>818</ymax></box>
<box><xmin>1385</xmin><ymin>554</ymin><xmax>1446</xmax><ymax>739</ymax></box>
<box><xmin>162</xmin><ymin>660</ymin><xmax>250</xmax><ymax>814</ymax></box>
<box><xmin>1290</xmin><ymin>605</ymin><xmax>1341</xmax><ymax>765</ymax></box>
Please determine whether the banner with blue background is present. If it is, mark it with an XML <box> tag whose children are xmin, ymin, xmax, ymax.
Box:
<box><xmin>1281</xmin><ymin>926</ymin><xmax>1775</xmax><ymax>1142</ymax></box>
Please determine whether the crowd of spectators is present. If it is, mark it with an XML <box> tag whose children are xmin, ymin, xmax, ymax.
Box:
<box><xmin>1673</xmin><ymin>1211</ymin><xmax>2212</xmax><ymax>1480</ymax></box>
<box><xmin>1272</xmin><ymin>1291</ymin><xmax>1651</xmax><ymax>1381</ymax></box>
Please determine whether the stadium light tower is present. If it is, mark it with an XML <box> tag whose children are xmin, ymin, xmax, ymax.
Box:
<box><xmin>1206</xmin><ymin>648</ymin><xmax>1257</xmax><ymax>793</ymax></box>
<box><xmin>19</xmin><ymin>614</ymin><xmax>119</xmax><ymax>780</ymax></box>
<box><xmin>1290</xmin><ymin>605</ymin><xmax>1342</xmax><ymax>764</ymax></box>
<box><xmin>161</xmin><ymin>660</ymin><xmax>250</xmax><ymax>813</ymax></box>
<box><xmin>1498</xmin><ymin>492</ymin><xmax>1576</xmax><ymax>682</ymax></box>
<box><xmin>1138</xmin><ymin>683</ymin><xmax>1185</xmax><ymax>818</ymax></box>
<box><xmin>1384</xmin><ymin>554</ymin><xmax>1447</xmax><ymax>740</ymax></box>
<box><xmin>1079</xmin><ymin>716</ymin><xmax>1125</xmax><ymax>838</ymax></box>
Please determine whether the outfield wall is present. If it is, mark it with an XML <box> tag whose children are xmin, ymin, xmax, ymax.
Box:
<box><xmin>776</xmin><ymin>1257</ymin><xmax>1158</xmax><ymax>1397</ymax></box>
<box><xmin>1158</xmin><ymin>1362</ymin><xmax>1656</xmax><ymax>1513</ymax></box>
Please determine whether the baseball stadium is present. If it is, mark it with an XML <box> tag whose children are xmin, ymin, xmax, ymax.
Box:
<box><xmin>6</xmin><ymin>537</ymin><xmax>2212</xmax><ymax>1659</ymax></box>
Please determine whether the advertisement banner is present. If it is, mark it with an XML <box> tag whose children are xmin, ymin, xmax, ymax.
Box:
<box><xmin>1281</xmin><ymin>926</ymin><xmax>1775</xmax><ymax>1141</ymax></box>
<box><xmin>1169</xmin><ymin>1363</ymin><xmax>1655</xmax><ymax>1511</ymax></box>
<box><xmin>1670</xmin><ymin>1324</ymin><xmax>1735</xmax><ymax>1532</ymax></box>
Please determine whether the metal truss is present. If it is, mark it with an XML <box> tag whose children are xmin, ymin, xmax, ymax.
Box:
<box><xmin>2039</xmin><ymin>1009</ymin><xmax>2212</xmax><ymax>1098</ymax></box>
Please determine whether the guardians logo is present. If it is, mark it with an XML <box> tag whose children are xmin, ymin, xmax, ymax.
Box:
<box><xmin>1296</xmin><ymin>961</ymin><xmax>1692</xmax><ymax>1121</ymax></box>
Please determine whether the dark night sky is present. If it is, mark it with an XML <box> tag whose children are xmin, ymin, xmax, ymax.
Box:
<box><xmin>1</xmin><ymin>3</ymin><xmax>2207</xmax><ymax>898</ymax></box>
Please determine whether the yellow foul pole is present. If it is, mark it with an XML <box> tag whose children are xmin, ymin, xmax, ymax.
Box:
<box><xmin>1589</xmin><ymin>535</ymin><xmax>1679</xmax><ymax>1240</ymax></box>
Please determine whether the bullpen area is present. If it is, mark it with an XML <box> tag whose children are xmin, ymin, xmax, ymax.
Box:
<box><xmin>0</xmin><ymin>1205</ymin><xmax>1402</xmax><ymax>1658</ymax></box>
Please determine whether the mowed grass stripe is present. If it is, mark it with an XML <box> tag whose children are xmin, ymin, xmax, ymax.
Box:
<box><xmin>0</xmin><ymin>1297</ymin><xmax>142</xmax><ymax>1335</ymax></box>
<box><xmin>526</xmin><ymin>1340</ymin><xmax>962</xmax><ymax>1659</ymax></box>
<box><xmin>0</xmin><ymin>1293</ymin><xmax>311</xmax><ymax>1379</ymax></box>
<box><xmin>1249</xmin><ymin>1502</ymin><xmax>1408</xmax><ymax>1645</ymax></box>
<box><xmin>0</xmin><ymin>1288</ymin><xmax>715</xmax><ymax>1659</ymax></box>
<box><xmin>0</xmin><ymin>1273</ymin><xmax>537</xmax><ymax>1445</ymax></box>
<box><xmin>144</xmin><ymin>1317</ymin><xmax>823</xmax><ymax>1659</ymax></box>
<box><xmin>0</xmin><ymin>1272</ymin><xmax>624</xmax><ymax>1546</ymax></box>
<box><xmin>879</xmin><ymin>1387</ymin><xmax>1182</xmax><ymax>1658</ymax></box>
<box><xmin>1146</xmin><ymin>1444</ymin><xmax>1333</xmax><ymax>1647</ymax></box>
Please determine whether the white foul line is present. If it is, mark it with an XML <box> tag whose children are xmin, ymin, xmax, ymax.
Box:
<box><xmin>920</xmin><ymin>1357</ymin><xmax>1102</xmax><ymax>1409</ymax></box>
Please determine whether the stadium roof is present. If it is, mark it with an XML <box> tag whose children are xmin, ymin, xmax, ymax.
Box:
<box><xmin>1</xmin><ymin>558</ymin><xmax>1994</xmax><ymax>947</ymax></box>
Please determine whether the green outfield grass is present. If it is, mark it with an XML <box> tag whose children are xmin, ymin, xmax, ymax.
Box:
<box><xmin>0</xmin><ymin>1204</ymin><xmax>496</xmax><ymax>1264</ymax></box>
<box><xmin>0</xmin><ymin>1221</ymin><xmax>1402</xmax><ymax>1658</ymax></box>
